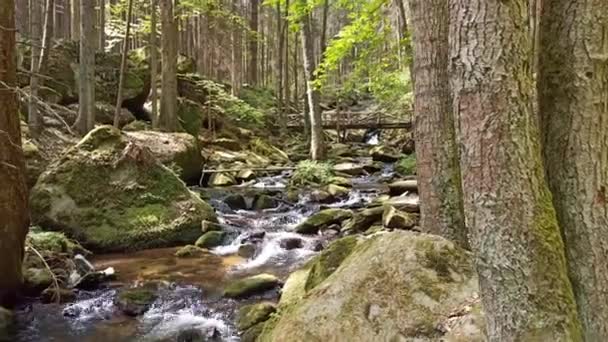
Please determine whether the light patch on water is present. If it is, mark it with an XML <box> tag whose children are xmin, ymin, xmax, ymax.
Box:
<box><xmin>366</xmin><ymin>134</ymin><xmax>380</xmax><ymax>145</ymax></box>
<box><xmin>63</xmin><ymin>290</ymin><xmax>117</xmax><ymax>325</ymax></box>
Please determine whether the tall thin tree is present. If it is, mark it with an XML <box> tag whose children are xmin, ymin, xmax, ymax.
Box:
<box><xmin>28</xmin><ymin>0</ymin><xmax>42</xmax><ymax>136</ymax></box>
<box><xmin>113</xmin><ymin>0</ymin><xmax>134</xmax><ymax>128</ymax></box>
<box><xmin>159</xmin><ymin>0</ymin><xmax>179</xmax><ymax>131</ymax></box>
<box><xmin>73</xmin><ymin>0</ymin><xmax>95</xmax><ymax>135</ymax></box>
<box><xmin>150</xmin><ymin>0</ymin><xmax>159</xmax><ymax>127</ymax></box>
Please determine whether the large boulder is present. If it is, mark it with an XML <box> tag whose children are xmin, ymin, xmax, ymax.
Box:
<box><xmin>125</xmin><ymin>130</ymin><xmax>203</xmax><ymax>183</ymax></box>
<box><xmin>30</xmin><ymin>126</ymin><xmax>217</xmax><ymax>252</ymax></box>
<box><xmin>258</xmin><ymin>231</ymin><xmax>482</xmax><ymax>342</ymax></box>
<box><xmin>223</xmin><ymin>274</ymin><xmax>280</xmax><ymax>299</ymax></box>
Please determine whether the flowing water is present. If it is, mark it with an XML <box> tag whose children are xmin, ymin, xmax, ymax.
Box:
<box><xmin>12</xmin><ymin>171</ymin><xmax>393</xmax><ymax>342</ymax></box>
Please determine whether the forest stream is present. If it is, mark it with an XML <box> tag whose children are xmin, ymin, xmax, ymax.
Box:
<box><xmin>13</xmin><ymin>165</ymin><xmax>412</xmax><ymax>342</ymax></box>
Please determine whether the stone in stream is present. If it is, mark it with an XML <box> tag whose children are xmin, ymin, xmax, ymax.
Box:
<box><xmin>333</xmin><ymin>162</ymin><xmax>365</xmax><ymax>176</ymax></box>
<box><xmin>74</xmin><ymin>267</ymin><xmax>116</xmax><ymax>290</ymax></box>
<box><xmin>309</xmin><ymin>189</ymin><xmax>333</xmax><ymax>203</ymax></box>
<box><xmin>280</xmin><ymin>237</ymin><xmax>304</xmax><ymax>250</ymax></box>
<box><xmin>223</xmin><ymin>274</ymin><xmax>280</xmax><ymax>299</ymax></box>
<box><xmin>252</xmin><ymin>194</ymin><xmax>278</xmax><ymax>210</ymax></box>
<box><xmin>195</xmin><ymin>231</ymin><xmax>226</xmax><ymax>249</ymax></box>
<box><xmin>209</xmin><ymin>172</ymin><xmax>237</xmax><ymax>187</ymax></box>
<box><xmin>238</xmin><ymin>244</ymin><xmax>257</xmax><ymax>259</ymax></box>
<box><xmin>237</xmin><ymin>169</ymin><xmax>256</xmax><ymax>182</ymax></box>
<box><xmin>341</xmin><ymin>206</ymin><xmax>384</xmax><ymax>234</ymax></box>
<box><xmin>330</xmin><ymin>176</ymin><xmax>353</xmax><ymax>188</ymax></box>
<box><xmin>257</xmin><ymin>231</ymin><xmax>482</xmax><ymax>342</ymax></box>
<box><xmin>325</xmin><ymin>184</ymin><xmax>349</xmax><ymax>198</ymax></box>
<box><xmin>240</xmin><ymin>231</ymin><xmax>266</xmax><ymax>244</ymax></box>
<box><xmin>369</xmin><ymin>145</ymin><xmax>401</xmax><ymax>163</ymax></box>
<box><xmin>294</xmin><ymin>209</ymin><xmax>353</xmax><ymax>234</ymax></box>
<box><xmin>41</xmin><ymin>288</ymin><xmax>77</xmax><ymax>304</ymax></box>
<box><xmin>224</xmin><ymin>194</ymin><xmax>248</xmax><ymax>210</ymax></box>
<box><xmin>175</xmin><ymin>245</ymin><xmax>210</xmax><ymax>258</ymax></box>
<box><xmin>29</xmin><ymin>126</ymin><xmax>217</xmax><ymax>253</ymax></box>
<box><xmin>237</xmin><ymin>302</ymin><xmax>277</xmax><ymax>331</ymax></box>
<box><xmin>383</xmin><ymin>205</ymin><xmax>417</xmax><ymax>230</ymax></box>
<box><xmin>116</xmin><ymin>287</ymin><xmax>158</xmax><ymax>316</ymax></box>
<box><xmin>388</xmin><ymin>179</ymin><xmax>418</xmax><ymax>196</ymax></box>
<box><xmin>202</xmin><ymin>220</ymin><xmax>223</xmax><ymax>233</ymax></box>
<box><xmin>176</xmin><ymin>327</ymin><xmax>222</xmax><ymax>342</ymax></box>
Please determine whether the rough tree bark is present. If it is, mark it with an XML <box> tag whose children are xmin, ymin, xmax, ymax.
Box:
<box><xmin>248</xmin><ymin>0</ymin><xmax>259</xmax><ymax>85</ymax></box>
<box><xmin>150</xmin><ymin>0</ymin><xmax>159</xmax><ymax>127</ymax></box>
<box><xmin>16</xmin><ymin>0</ymin><xmax>29</xmax><ymax>37</ymax></box>
<box><xmin>408</xmin><ymin>0</ymin><xmax>468</xmax><ymax>249</ymax></box>
<box><xmin>538</xmin><ymin>1</ymin><xmax>608</xmax><ymax>340</ymax></box>
<box><xmin>0</xmin><ymin>0</ymin><xmax>30</xmax><ymax>307</ymax></box>
<box><xmin>99</xmin><ymin>0</ymin><xmax>106</xmax><ymax>50</ymax></box>
<box><xmin>449</xmin><ymin>0</ymin><xmax>583</xmax><ymax>340</ymax></box>
<box><xmin>73</xmin><ymin>0</ymin><xmax>95</xmax><ymax>135</ymax></box>
<box><xmin>300</xmin><ymin>12</ymin><xmax>325</xmax><ymax>160</ymax></box>
<box><xmin>113</xmin><ymin>0</ymin><xmax>133</xmax><ymax>128</ymax></box>
<box><xmin>70</xmin><ymin>0</ymin><xmax>79</xmax><ymax>40</ymax></box>
<box><xmin>159</xmin><ymin>0</ymin><xmax>178</xmax><ymax>131</ymax></box>
<box><xmin>28</xmin><ymin>0</ymin><xmax>42</xmax><ymax>136</ymax></box>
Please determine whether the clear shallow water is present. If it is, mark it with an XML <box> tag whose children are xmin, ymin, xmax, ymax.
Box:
<box><xmin>14</xmin><ymin>175</ymin><xmax>387</xmax><ymax>342</ymax></box>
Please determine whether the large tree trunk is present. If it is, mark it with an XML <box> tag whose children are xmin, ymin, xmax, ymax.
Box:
<box><xmin>538</xmin><ymin>1</ymin><xmax>608</xmax><ymax>339</ymax></box>
<box><xmin>28</xmin><ymin>0</ymin><xmax>42</xmax><ymax>136</ymax></box>
<box><xmin>408</xmin><ymin>0</ymin><xmax>468</xmax><ymax>249</ymax></box>
<box><xmin>300</xmin><ymin>12</ymin><xmax>325</xmax><ymax>160</ymax></box>
<box><xmin>150</xmin><ymin>0</ymin><xmax>159</xmax><ymax>127</ymax></box>
<box><xmin>70</xmin><ymin>0</ymin><xmax>79</xmax><ymax>40</ymax></box>
<box><xmin>449</xmin><ymin>0</ymin><xmax>583</xmax><ymax>339</ymax></box>
<box><xmin>159</xmin><ymin>0</ymin><xmax>178</xmax><ymax>131</ymax></box>
<box><xmin>0</xmin><ymin>0</ymin><xmax>29</xmax><ymax>307</ymax></box>
<box><xmin>247</xmin><ymin>0</ymin><xmax>259</xmax><ymax>85</ymax></box>
<box><xmin>73</xmin><ymin>0</ymin><xmax>95</xmax><ymax>135</ymax></box>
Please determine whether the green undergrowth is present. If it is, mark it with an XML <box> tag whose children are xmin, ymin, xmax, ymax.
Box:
<box><xmin>290</xmin><ymin>160</ymin><xmax>335</xmax><ymax>187</ymax></box>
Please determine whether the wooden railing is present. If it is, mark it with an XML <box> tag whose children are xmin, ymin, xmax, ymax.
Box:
<box><xmin>286</xmin><ymin>110</ymin><xmax>412</xmax><ymax>130</ymax></box>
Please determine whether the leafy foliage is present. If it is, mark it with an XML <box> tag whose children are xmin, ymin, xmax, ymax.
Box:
<box><xmin>395</xmin><ymin>154</ymin><xmax>416</xmax><ymax>175</ymax></box>
<box><xmin>291</xmin><ymin>160</ymin><xmax>335</xmax><ymax>187</ymax></box>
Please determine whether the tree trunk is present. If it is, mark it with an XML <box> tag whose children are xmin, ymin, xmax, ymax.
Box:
<box><xmin>150</xmin><ymin>0</ymin><xmax>159</xmax><ymax>127</ymax></box>
<box><xmin>159</xmin><ymin>0</ymin><xmax>178</xmax><ymax>131</ymax></box>
<box><xmin>16</xmin><ymin>0</ymin><xmax>29</xmax><ymax>37</ymax></box>
<box><xmin>230</xmin><ymin>0</ymin><xmax>241</xmax><ymax>96</ymax></box>
<box><xmin>319</xmin><ymin>0</ymin><xmax>329</xmax><ymax>57</ymax></box>
<box><xmin>113</xmin><ymin>0</ymin><xmax>133</xmax><ymax>128</ymax></box>
<box><xmin>538</xmin><ymin>1</ymin><xmax>608</xmax><ymax>339</ymax></box>
<box><xmin>28</xmin><ymin>0</ymin><xmax>42</xmax><ymax>136</ymax></box>
<box><xmin>73</xmin><ymin>0</ymin><xmax>95</xmax><ymax>135</ymax></box>
<box><xmin>247</xmin><ymin>0</ymin><xmax>259</xmax><ymax>85</ymax></box>
<box><xmin>0</xmin><ymin>0</ymin><xmax>29</xmax><ymax>307</ymax></box>
<box><xmin>449</xmin><ymin>0</ymin><xmax>583</xmax><ymax>339</ymax></box>
<box><xmin>98</xmin><ymin>0</ymin><xmax>105</xmax><ymax>50</ymax></box>
<box><xmin>70</xmin><ymin>0</ymin><xmax>79</xmax><ymax>40</ymax></box>
<box><xmin>300</xmin><ymin>12</ymin><xmax>324</xmax><ymax>160</ymax></box>
<box><xmin>276</xmin><ymin>2</ymin><xmax>285</xmax><ymax>129</ymax></box>
<box><xmin>408</xmin><ymin>0</ymin><xmax>468</xmax><ymax>248</ymax></box>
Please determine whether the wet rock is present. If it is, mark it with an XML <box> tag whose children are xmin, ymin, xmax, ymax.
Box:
<box><xmin>73</xmin><ymin>254</ymin><xmax>95</xmax><ymax>275</ymax></box>
<box><xmin>175</xmin><ymin>245</ymin><xmax>209</xmax><ymax>258</ymax></box>
<box><xmin>202</xmin><ymin>220</ymin><xmax>223</xmax><ymax>233</ymax></box>
<box><xmin>280</xmin><ymin>237</ymin><xmax>304</xmax><ymax>250</ymax></box>
<box><xmin>240</xmin><ymin>231</ymin><xmax>266</xmax><ymax>244</ymax></box>
<box><xmin>330</xmin><ymin>176</ymin><xmax>353</xmax><ymax>188</ymax></box>
<box><xmin>74</xmin><ymin>268</ymin><xmax>116</xmax><ymax>290</ymax></box>
<box><xmin>388</xmin><ymin>179</ymin><xmax>418</xmax><ymax>196</ymax></box>
<box><xmin>0</xmin><ymin>307</ymin><xmax>14</xmax><ymax>341</ymax></box>
<box><xmin>237</xmin><ymin>169</ymin><xmax>256</xmax><ymax>182</ymax></box>
<box><xmin>333</xmin><ymin>162</ymin><xmax>365</xmax><ymax>176</ymax></box>
<box><xmin>253</xmin><ymin>194</ymin><xmax>278</xmax><ymax>210</ymax></box>
<box><xmin>294</xmin><ymin>209</ymin><xmax>353</xmax><ymax>234</ymax></box>
<box><xmin>209</xmin><ymin>172</ymin><xmax>237</xmax><ymax>187</ymax></box>
<box><xmin>29</xmin><ymin>126</ymin><xmax>217</xmax><ymax>253</ymax></box>
<box><xmin>370</xmin><ymin>145</ymin><xmax>400</xmax><ymax>163</ymax></box>
<box><xmin>305</xmin><ymin>236</ymin><xmax>360</xmax><ymax>291</ymax></box>
<box><xmin>341</xmin><ymin>206</ymin><xmax>384</xmax><ymax>234</ymax></box>
<box><xmin>241</xmin><ymin>322</ymin><xmax>266</xmax><ymax>342</ymax></box>
<box><xmin>258</xmin><ymin>232</ymin><xmax>479</xmax><ymax>342</ymax></box>
<box><xmin>383</xmin><ymin>196</ymin><xmax>420</xmax><ymax>213</ymax></box>
<box><xmin>223</xmin><ymin>273</ymin><xmax>280</xmax><ymax>298</ymax></box>
<box><xmin>125</xmin><ymin>130</ymin><xmax>204</xmax><ymax>184</ymax></box>
<box><xmin>195</xmin><ymin>231</ymin><xmax>226</xmax><ymax>249</ymax></box>
<box><xmin>383</xmin><ymin>205</ymin><xmax>417</xmax><ymax>230</ymax></box>
<box><xmin>363</xmin><ymin>161</ymin><xmax>384</xmax><ymax>173</ymax></box>
<box><xmin>238</xmin><ymin>244</ymin><xmax>257</xmax><ymax>259</ymax></box>
<box><xmin>23</xmin><ymin>267</ymin><xmax>53</xmax><ymax>294</ymax></box>
<box><xmin>237</xmin><ymin>302</ymin><xmax>277</xmax><ymax>331</ymax></box>
<box><xmin>116</xmin><ymin>287</ymin><xmax>158</xmax><ymax>316</ymax></box>
<box><xmin>41</xmin><ymin>287</ymin><xmax>77</xmax><ymax>304</ymax></box>
<box><xmin>309</xmin><ymin>189</ymin><xmax>333</xmax><ymax>203</ymax></box>
<box><xmin>325</xmin><ymin>184</ymin><xmax>349</xmax><ymax>198</ymax></box>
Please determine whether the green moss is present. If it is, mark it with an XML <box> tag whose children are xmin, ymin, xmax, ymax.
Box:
<box><xmin>175</xmin><ymin>245</ymin><xmax>208</xmax><ymax>258</ymax></box>
<box><xmin>177</xmin><ymin>98</ymin><xmax>204</xmax><ymax>136</ymax></box>
<box><xmin>237</xmin><ymin>302</ymin><xmax>277</xmax><ymax>331</ymax></box>
<box><xmin>395</xmin><ymin>154</ymin><xmax>416</xmax><ymax>175</ymax></box>
<box><xmin>290</xmin><ymin>160</ymin><xmax>335</xmax><ymax>187</ymax></box>
<box><xmin>305</xmin><ymin>236</ymin><xmax>359</xmax><ymax>291</ymax></box>
<box><xmin>223</xmin><ymin>274</ymin><xmax>279</xmax><ymax>299</ymax></box>
<box><xmin>415</xmin><ymin>240</ymin><xmax>472</xmax><ymax>281</ymax></box>
<box><xmin>195</xmin><ymin>231</ymin><xmax>226</xmax><ymax>249</ymax></box>
<box><xmin>118</xmin><ymin>287</ymin><xmax>157</xmax><ymax>305</ymax></box>
<box><xmin>294</xmin><ymin>209</ymin><xmax>353</xmax><ymax>234</ymax></box>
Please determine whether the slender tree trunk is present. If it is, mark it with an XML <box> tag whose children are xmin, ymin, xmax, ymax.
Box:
<box><xmin>73</xmin><ymin>0</ymin><xmax>95</xmax><ymax>135</ymax></box>
<box><xmin>16</xmin><ymin>0</ymin><xmax>29</xmax><ymax>37</ymax></box>
<box><xmin>159</xmin><ymin>0</ymin><xmax>178</xmax><ymax>131</ymax></box>
<box><xmin>284</xmin><ymin>0</ymin><xmax>290</xmax><ymax>111</ymax></box>
<box><xmin>409</xmin><ymin>0</ymin><xmax>467</xmax><ymax>248</ymax></box>
<box><xmin>319</xmin><ymin>0</ymin><xmax>329</xmax><ymax>57</ymax></box>
<box><xmin>0</xmin><ymin>0</ymin><xmax>29</xmax><ymax>307</ymax></box>
<box><xmin>113</xmin><ymin>0</ymin><xmax>133</xmax><ymax>128</ymax></box>
<box><xmin>248</xmin><ymin>0</ymin><xmax>259</xmax><ymax>85</ymax></box>
<box><xmin>150</xmin><ymin>0</ymin><xmax>159</xmax><ymax>127</ymax></box>
<box><xmin>538</xmin><ymin>1</ymin><xmax>608</xmax><ymax>339</ymax></box>
<box><xmin>98</xmin><ymin>0</ymin><xmax>105</xmax><ymax>50</ymax></box>
<box><xmin>70</xmin><ymin>0</ymin><xmax>79</xmax><ymax>40</ymax></box>
<box><xmin>28</xmin><ymin>0</ymin><xmax>42</xmax><ymax>136</ymax></box>
<box><xmin>300</xmin><ymin>12</ymin><xmax>324</xmax><ymax>160</ymax></box>
<box><xmin>449</xmin><ymin>0</ymin><xmax>583</xmax><ymax>339</ymax></box>
<box><xmin>231</xmin><ymin>0</ymin><xmax>240</xmax><ymax>96</ymax></box>
<box><xmin>276</xmin><ymin>2</ymin><xmax>285</xmax><ymax>129</ymax></box>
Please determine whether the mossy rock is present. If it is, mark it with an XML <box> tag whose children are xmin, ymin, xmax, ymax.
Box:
<box><xmin>177</xmin><ymin>97</ymin><xmax>204</xmax><ymax>136</ymax></box>
<box><xmin>23</xmin><ymin>267</ymin><xmax>53</xmax><ymax>294</ymax></box>
<box><xmin>41</xmin><ymin>288</ymin><xmax>77</xmax><ymax>304</ymax></box>
<box><xmin>116</xmin><ymin>287</ymin><xmax>158</xmax><ymax>316</ymax></box>
<box><xmin>341</xmin><ymin>206</ymin><xmax>384</xmax><ymax>234</ymax></box>
<box><xmin>325</xmin><ymin>184</ymin><xmax>349</xmax><ymax>198</ymax></box>
<box><xmin>383</xmin><ymin>205</ymin><xmax>416</xmax><ymax>230</ymax></box>
<box><xmin>305</xmin><ymin>236</ymin><xmax>359</xmax><ymax>291</ymax></box>
<box><xmin>388</xmin><ymin>179</ymin><xmax>418</xmax><ymax>196</ymax></box>
<box><xmin>175</xmin><ymin>245</ymin><xmax>209</xmax><ymax>258</ymax></box>
<box><xmin>294</xmin><ymin>209</ymin><xmax>352</xmax><ymax>234</ymax></box>
<box><xmin>209</xmin><ymin>173</ymin><xmax>237</xmax><ymax>187</ymax></box>
<box><xmin>224</xmin><ymin>194</ymin><xmax>248</xmax><ymax>210</ymax></box>
<box><xmin>332</xmin><ymin>162</ymin><xmax>365</xmax><ymax>176</ymax></box>
<box><xmin>241</xmin><ymin>322</ymin><xmax>266</xmax><ymax>342</ymax></box>
<box><xmin>329</xmin><ymin>176</ymin><xmax>353</xmax><ymax>188</ymax></box>
<box><xmin>252</xmin><ymin>194</ymin><xmax>278</xmax><ymax>210</ymax></box>
<box><xmin>29</xmin><ymin>126</ymin><xmax>217</xmax><ymax>253</ymax></box>
<box><xmin>237</xmin><ymin>302</ymin><xmax>277</xmax><ymax>331</ymax></box>
<box><xmin>22</xmin><ymin>139</ymin><xmax>47</xmax><ymax>188</ymax></box>
<box><xmin>195</xmin><ymin>231</ymin><xmax>226</xmax><ymax>249</ymax></box>
<box><xmin>258</xmin><ymin>232</ymin><xmax>480</xmax><ymax>342</ymax></box>
<box><xmin>27</xmin><ymin>231</ymin><xmax>85</xmax><ymax>256</ymax></box>
<box><xmin>223</xmin><ymin>273</ymin><xmax>280</xmax><ymax>299</ymax></box>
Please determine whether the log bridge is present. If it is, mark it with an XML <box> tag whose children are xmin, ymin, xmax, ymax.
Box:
<box><xmin>286</xmin><ymin>110</ymin><xmax>413</xmax><ymax>130</ymax></box>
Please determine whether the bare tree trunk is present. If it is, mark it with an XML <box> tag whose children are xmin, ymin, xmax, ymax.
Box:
<box><xmin>0</xmin><ymin>0</ymin><xmax>29</xmax><ymax>307</ymax></box>
<box><xmin>159</xmin><ymin>0</ymin><xmax>178</xmax><ymax>131</ymax></box>
<box><xmin>16</xmin><ymin>0</ymin><xmax>29</xmax><ymax>37</ymax></box>
<box><xmin>70</xmin><ymin>0</ymin><xmax>78</xmax><ymax>40</ymax></box>
<box><xmin>409</xmin><ymin>0</ymin><xmax>467</xmax><ymax>248</ymax></box>
<box><xmin>150</xmin><ymin>0</ymin><xmax>159</xmax><ymax>127</ymax></box>
<box><xmin>284</xmin><ymin>0</ymin><xmax>290</xmax><ymax>111</ymax></box>
<box><xmin>28</xmin><ymin>0</ymin><xmax>42</xmax><ymax>136</ymax></box>
<box><xmin>319</xmin><ymin>0</ymin><xmax>329</xmax><ymax>57</ymax></box>
<box><xmin>449</xmin><ymin>0</ymin><xmax>583</xmax><ymax>339</ymax></box>
<box><xmin>112</xmin><ymin>0</ymin><xmax>133</xmax><ymax>128</ymax></box>
<box><xmin>300</xmin><ymin>12</ymin><xmax>325</xmax><ymax>160</ymax></box>
<box><xmin>73</xmin><ymin>0</ymin><xmax>95</xmax><ymax>135</ymax></box>
<box><xmin>247</xmin><ymin>0</ymin><xmax>259</xmax><ymax>85</ymax></box>
<box><xmin>275</xmin><ymin>2</ymin><xmax>285</xmax><ymax>129</ymax></box>
<box><xmin>98</xmin><ymin>0</ymin><xmax>105</xmax><ymax>50</ymax></box>
<box><xmin>538</xmin><ymin>1</ymin><xmax>608</xmax><ymax>339</ymax></box>
<box><xmin>230</xmin><ymin>0</ymin><xmax>240</xmax><ymax>96</ymax></box>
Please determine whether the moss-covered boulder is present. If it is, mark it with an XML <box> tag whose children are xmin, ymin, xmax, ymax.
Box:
<box><xmin>125</xmin><ymin>130</ymin><xmax>203</xmax><ymax>183</ymax></box>
<box><xmin>175</xmin><ymin>245</ymin><xmax>209</xmax><ymax>258</ymax></box>
<box><xmin>258</xmin><ymin>232</ymin><xmax>481</xmax><ymax>342</ymax></box>
<box><xmin>116</xmin><ymin>287</ymin><xmax>158</xmax><ymax>316</ymax></box>
<box><xmin>30</xmin><ymin>126</ymin><xmax>217</xmax><ymax>252</ymax></box>
<box><xmin>294</xmin><ymin>209</ymin><xmax>352</xmax><ymax>234</ymax></box>
<box><xmin>341</xmin><ymin>206</ymin><xmax>384</xmax><ymax>234</ymax></box>
<box><xmin>177</xmin><ymin>97</ymin><xmax>204</xmax><ymax>136</ymax></box>
<box><xmin>195</xmin><ymin>231</ymin><xmax>226</xmax><ymax>249</ymax></box>
<box><xmin>305</xmin><ymin>236</ymin><xmax>359</xmax><ymax>291</ymax></box>
<box><xmin>224</xmin><ymin>274</ymin><xmax>280</xmax><ymax>299</ymax></box>
<box><xmin>237</xmin><ymin>302</ymin><xmax>277</xmax><ymax>331</ymax></box>
<box><xmin>22</xmin><ymin>138</ymin><xmax>46</xmax><ymax>188</ymax></box>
